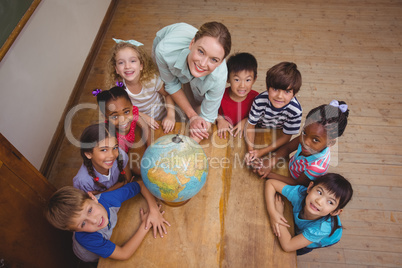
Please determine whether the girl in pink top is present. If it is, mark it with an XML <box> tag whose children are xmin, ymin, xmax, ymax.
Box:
<box><xmin>252</xmin><ymin>100</ymin><xmax>349</xmax><ymax>186</ymax></box>
<box><xmin>95</xmin><ymin>86</ymin><xmax>145</xmax><ymax>174</ymax></box>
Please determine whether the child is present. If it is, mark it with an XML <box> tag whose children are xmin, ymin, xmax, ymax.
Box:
<box><xmin>108</xmin><ymin>38</ymin><xmax>175</xmax><ymax>133</ymax></box>
<box><xmin>73</xmin><ymin>123</ymin><xmax>133</xmax><ymax>194</ymax></box>
<box><xmin>265</xmin><ymin>173</ymin><xmax>353</xmax><ymax>255</ymax></box>
<box><xmin>95</xmin><ymin>86</ymin><xmax>148</xmax><ymax>152</ymax></box>
<box><xmin>254</xmin><ymin>100</ymin><xmax>349</xmax><ymax>186</ymax></box>
<box><xmin>245</xmin><ymin>62</ymin><xmax>302</xmax><ymax>164</ymax></box>
<box><xmin>216</xmin><ymin>52</ymin><xmax>259</xmax><ymax>139</ymax></box>
<box><xmin>46</xmin><ymin>181</ymin><xmax>170</xmax><ymax>262</ymax></box>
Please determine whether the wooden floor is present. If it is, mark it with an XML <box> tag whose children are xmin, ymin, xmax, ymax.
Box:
<box><xmin>47</xmin><ymin>0</ymin><xmax>402</xmax><ymax>267</ymax></box>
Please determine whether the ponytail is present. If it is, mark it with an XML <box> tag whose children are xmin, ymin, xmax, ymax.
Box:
<box><xmin>117</xmin><ymin>153</ymin><xmax>127</xmax><ymax>183</ymax></box>
<box><xmin>79</xmin><ymin>123</ymin><xmax>117</xmax><ymax>191</ymax></box>
<box><xmin>306</xmin><ymin>100</ymin><xmax>350</xmax><ymax>140</ymax></box>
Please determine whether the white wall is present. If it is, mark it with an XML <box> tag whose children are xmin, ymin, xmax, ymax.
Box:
<box><xmin>0</xmin><ymin>0</ymin><xmax>111</xmax><ymax>169</ymax></box>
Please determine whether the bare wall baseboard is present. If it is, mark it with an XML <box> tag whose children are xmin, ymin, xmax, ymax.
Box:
<box><xmin>40</xmin><ymin>0</ymin><xmax>119</xmax><ymax>178</ymax></box>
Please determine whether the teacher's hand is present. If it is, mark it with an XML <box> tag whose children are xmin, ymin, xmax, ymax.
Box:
<box><xmin>189</xmin><ymin>116</ymin><xmax>210</xmax><ymax>140</ymax></box>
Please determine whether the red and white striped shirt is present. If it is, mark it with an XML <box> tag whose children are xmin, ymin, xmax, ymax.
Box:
<box><xmin>289</xmin><ymin>144</ymin><xmax>330</xmax><ymax>180</ymax></box>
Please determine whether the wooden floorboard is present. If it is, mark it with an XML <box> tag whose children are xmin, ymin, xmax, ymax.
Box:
<box><xmin>47</xmin><ymin>0</ymin><xmax>402</xmax><ymax>267</ymax></box>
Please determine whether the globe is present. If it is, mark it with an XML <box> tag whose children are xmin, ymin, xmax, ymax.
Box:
<box><xmin>140</xmin><ymin>134</ymin><xmax>208</xmax><ymax>206</ymax></box>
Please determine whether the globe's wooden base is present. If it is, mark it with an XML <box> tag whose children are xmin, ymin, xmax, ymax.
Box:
<box><xmin>160</xmin><ymin>199</ymin><xmax>191</xmax><ymax>207</ymax></box>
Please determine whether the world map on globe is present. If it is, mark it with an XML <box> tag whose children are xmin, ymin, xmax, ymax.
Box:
<box><xmin>141</xmin><ymin>134</ymin><xmax>208</xmax><ymax>204</ymax></box>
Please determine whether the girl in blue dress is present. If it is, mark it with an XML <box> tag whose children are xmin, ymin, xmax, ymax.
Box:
<box><xmin>265</xmin><ymin>173</ymin><xmax>353</xmax><ymax>255</ymax></box>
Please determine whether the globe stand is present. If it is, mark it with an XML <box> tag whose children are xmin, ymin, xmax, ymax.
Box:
<box><xmin>160</xmin><ymin>199</ymin><xmax>191</xmax><ymax>207</ymax></box>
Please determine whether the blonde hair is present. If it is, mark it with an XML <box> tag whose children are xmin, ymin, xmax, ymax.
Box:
<box><xmin>107</xmin><ymin>42</ymin><xmax>159</xmax><ymax>87</ymax></box>
<box><xmin>46</xmin><ymin>186</ymin><xmax>91</xmax><ymax>231</ymax></box>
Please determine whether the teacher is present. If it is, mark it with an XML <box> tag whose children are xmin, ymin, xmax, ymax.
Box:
<box><xmin>152</xmin><ymin>22</ymin><xmax>231</xmax><ymax>141</ymax></box>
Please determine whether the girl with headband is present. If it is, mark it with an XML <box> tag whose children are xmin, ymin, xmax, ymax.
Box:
<box><xmin>107</xmin><ymin>38</ymin><xmax>175</xmax><ymax>134</ymax></box>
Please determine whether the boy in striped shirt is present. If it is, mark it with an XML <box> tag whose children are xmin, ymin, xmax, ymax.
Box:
<box><xmin>245</xmin><ymin>62</ymin><xmax>302</xmax><ymax>165</ymax></box>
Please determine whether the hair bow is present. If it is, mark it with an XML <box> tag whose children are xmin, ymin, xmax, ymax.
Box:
<box><xmin>329</xmin><ymin>100</ymin><xmax>348</xmax><ymax>113</ymax></box>
<box><xmin>116</xmin><ymin>81</ymin><xmax>124</xmax><ymax>87</ymax></box>
<box><xmin>92</xmin><ymin>88</ymin><xmax>102</xmax><ymax>96</ymax></box>
<box><xmin>113</xmin><ymin>38</ymin><xmax>144</xmax><ymax>47</ymax></box>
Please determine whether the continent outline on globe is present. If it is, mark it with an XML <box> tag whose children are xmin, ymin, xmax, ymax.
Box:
<box><xmin>141</xmin><ymin>135</ymin><xmax>209</xmax><ymax>205</ymax></box>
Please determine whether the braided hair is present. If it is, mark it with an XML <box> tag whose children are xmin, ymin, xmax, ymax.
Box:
<box><xmin>96</xmin><ymin>86</ymin><xmax>131</xmax><ymax>116</ymax></box>
<box><xmin>116</xmin><ymin>157</ymin><xmax>126</xmax><ymax>183</ymax></box>
<box><xmin>79</xmin><ymin>123</ymin><xmax>127</xmax><ymax>190</ymax></box>
<box><xmin>305</xmin><ymin>100</ymin><xmax>349</xmax><ymax>140</ymax></box>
